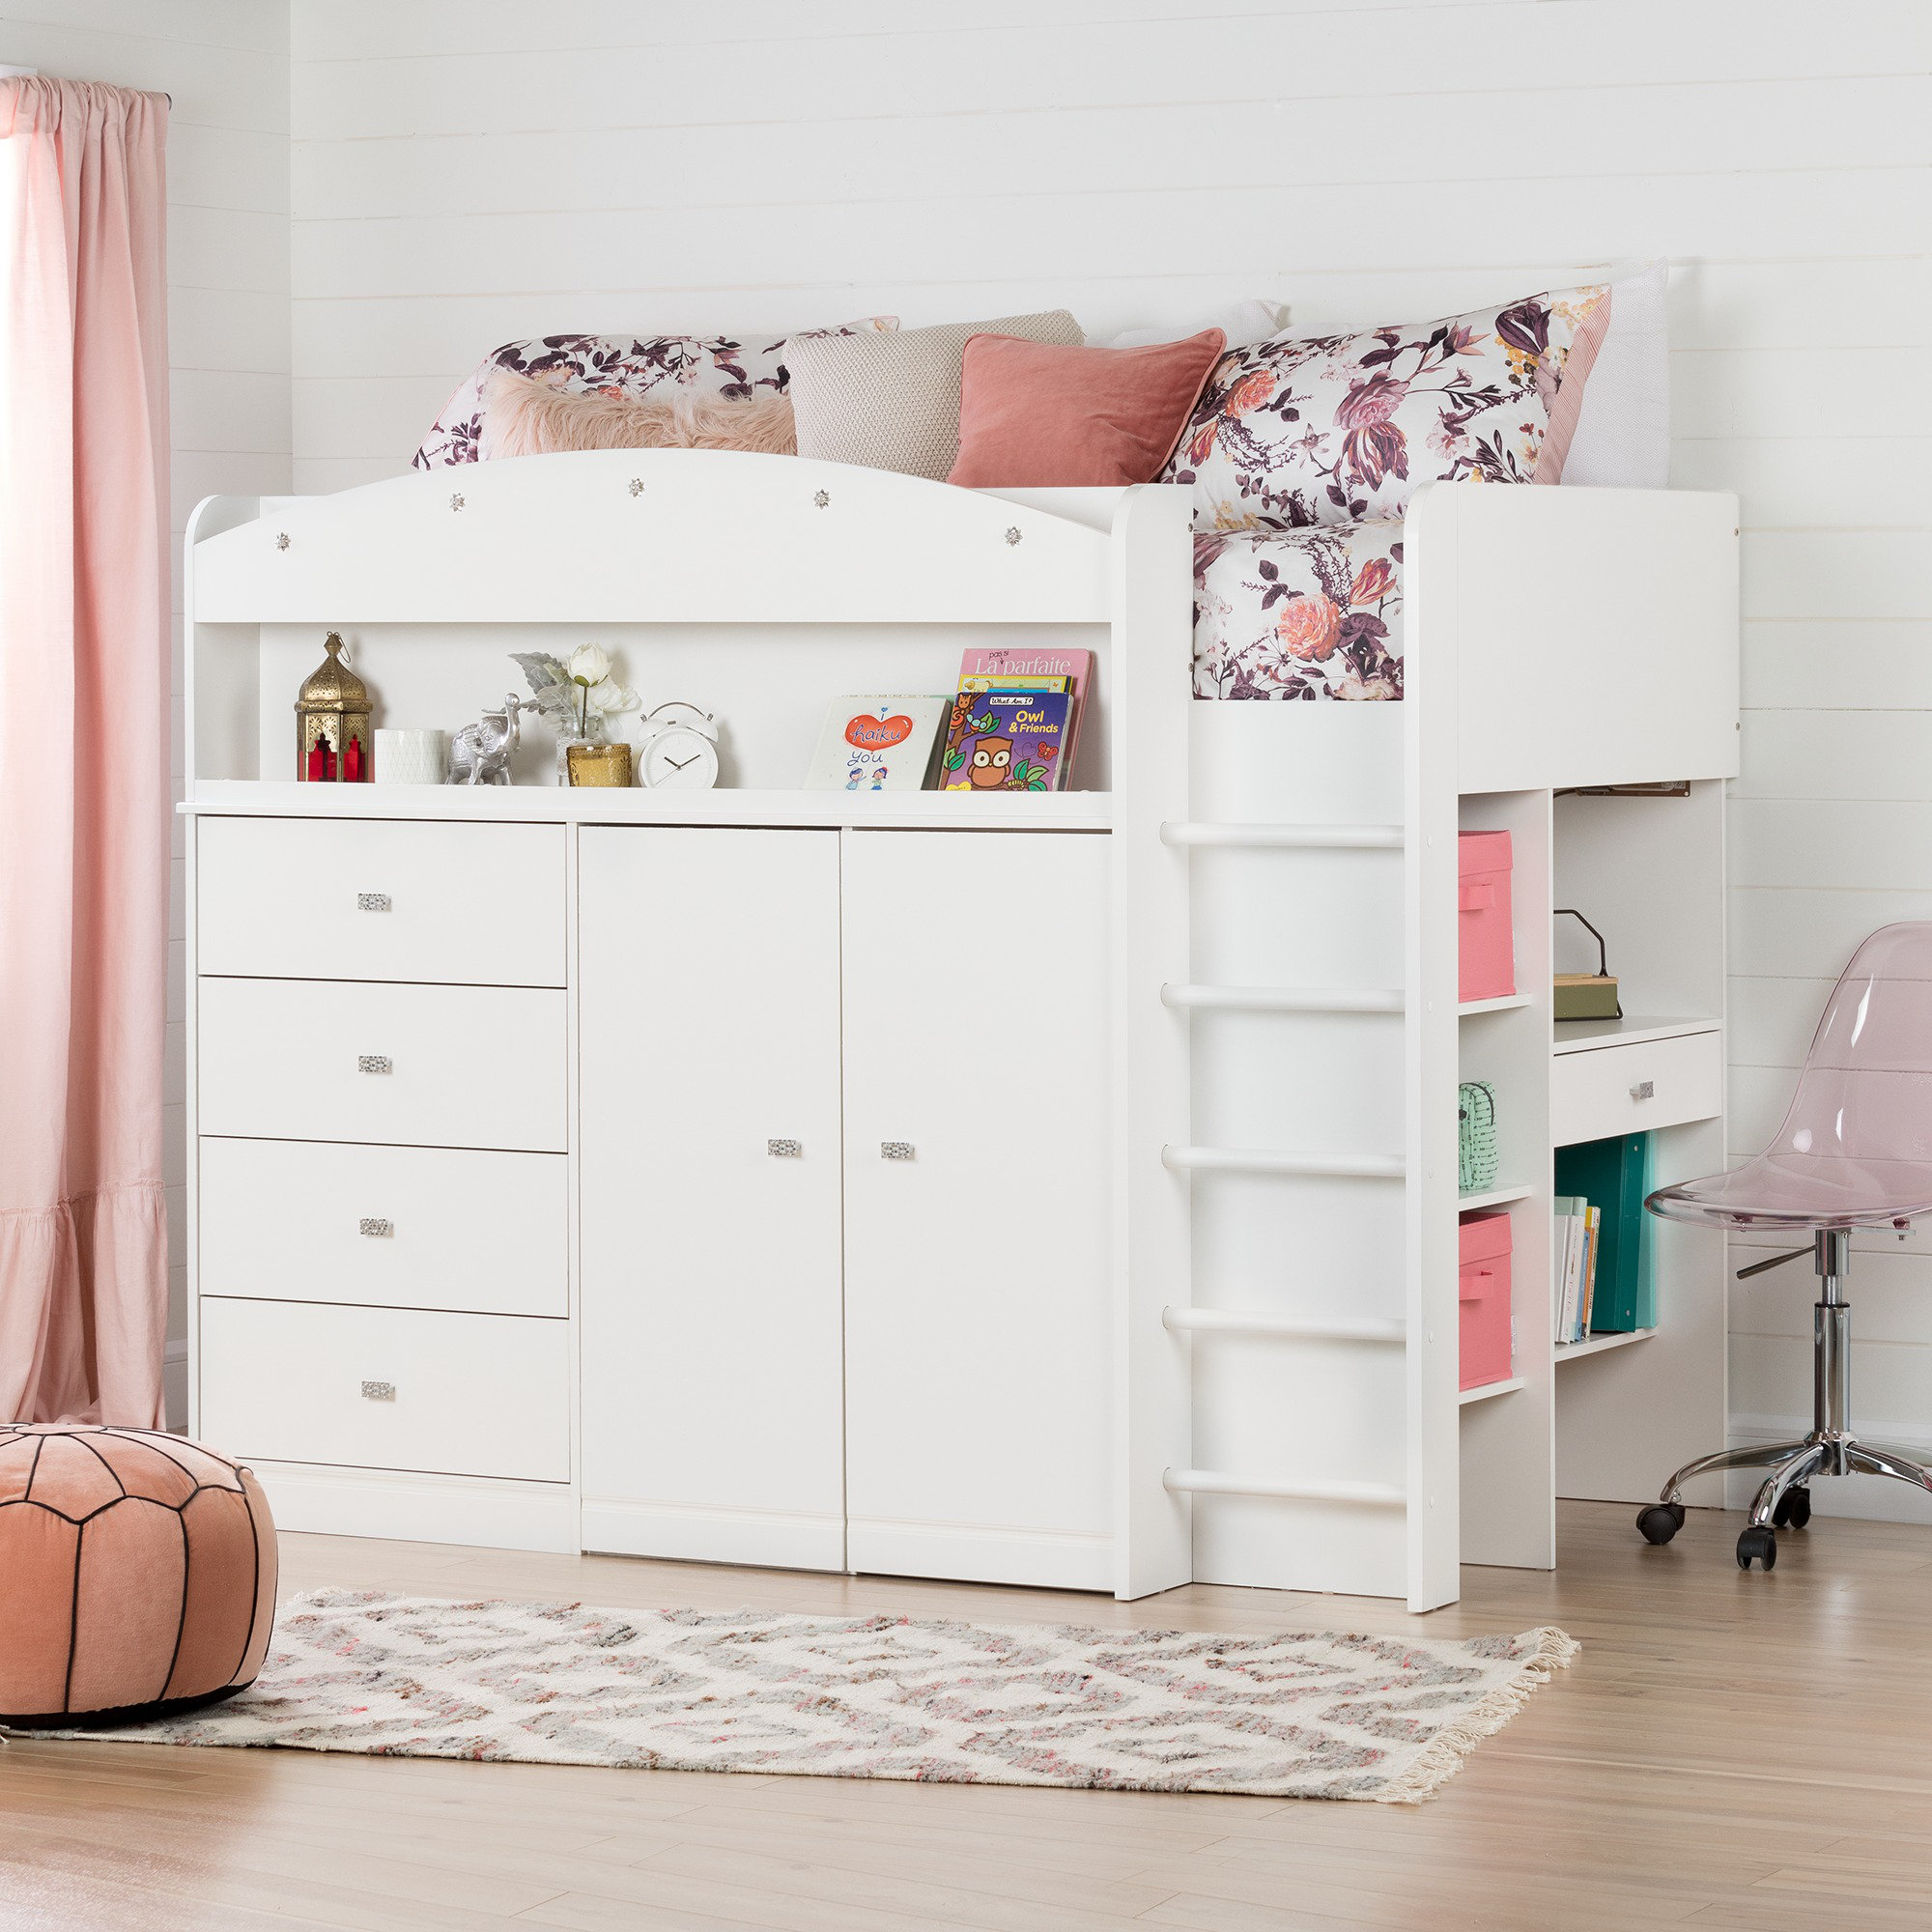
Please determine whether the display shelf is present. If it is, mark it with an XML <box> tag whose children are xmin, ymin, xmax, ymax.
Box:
<box><xmin>1458</xmin><ymin>1182</ymin><xmax>1535</xmax><ymax>1213</ymax></box>
<box><xmin>1553</xmin><ymin>1326</ymin><xmax>1657</xmax><ymax>1362</ymax></box>
<box><xmin>181</xmin><ymin>780</ymin><xmax>1113</xmax><ymax>833</ymax></box>
<box><xmin>1459</xmin><ymin>994</ymin><xmax>1533</xmax><ymax>1016</ymax></box>
<box><xmin>1459</xmin><ymin>1377</ymin><xmax>1525</xmax><ymax>1406</ymax></box>
<box><xmin>1552</xmin><ymin>1014</ymin><xmax>1721</xmax><ymax>1056</ymax></box>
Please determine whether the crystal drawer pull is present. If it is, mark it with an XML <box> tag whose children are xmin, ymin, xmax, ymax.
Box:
<box><xmin>1630</xmin><ymin>1080</ymin><xmax>1655</xmax><ymax>1101</ymax></box>
<box><xmin>360</xmin><ymin>1380</ymin><xmax>395</xmax><ymax>1401</ymax></box>
<box><xmin>357</xmin><ymin>1055</ymin><xmax>391</xmax><ymax>1075</ymax></box>
<box><xmin>357</xmin><ymin>893</ymin><xmax>391</xmax><ymax>912</ymax></box>
<box><xmin>358</xmin><ymin>1217</ymin><xmax>393</xmax><ymax>1237</ymax></box>
<box><xmin>768</xmin><ymin>1139</ymin><xmax>801</xmax><ymax>1158</ymax></box>
<box><xmin>881</xmin><ymin>1142</ymin><xmax>915</xmax><ymax>1161</ymax></box>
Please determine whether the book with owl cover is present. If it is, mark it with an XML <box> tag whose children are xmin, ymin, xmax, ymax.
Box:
<box><xmin>956</xmin><ymin>646</ymin><xmax>1092</xmax><ymax>777</ymax></box>
<box><xmin>938</xmin><ymin>688</ymin><xmax>1074</xmax><ymax>792</ymax></box>
<box><xmin>804</xmin><ymin>695</ymin><xmax>951</xmax><ymax>791</ymax></box>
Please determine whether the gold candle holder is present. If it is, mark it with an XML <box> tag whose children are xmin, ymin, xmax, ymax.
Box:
<box><xmin>566</xmin><ymin>741</ymin><xmax>632</xmax><ymax>787</ymax></box>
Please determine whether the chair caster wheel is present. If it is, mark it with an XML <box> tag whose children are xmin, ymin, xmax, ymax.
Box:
<box><xmin>1636</xmin><ymin>1503</ymin><xmax>1686</xmax><ymax>1545</ymax></box>
<box><xmin>1773</xmin><ymin>1486</ymin><xmax>1811</xmax><ymax>1530</ymax></box>
<box><xmin>1737</xmin><ymin>1526</ymin><xmax>1777</xmax><ymax>1571</ymax></box>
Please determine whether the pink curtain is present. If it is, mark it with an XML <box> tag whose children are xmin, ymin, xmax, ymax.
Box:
<box><xmin>0</xmin><ymin>78</ymin><xmax>170</xmax><ymax>1425</ymax></box>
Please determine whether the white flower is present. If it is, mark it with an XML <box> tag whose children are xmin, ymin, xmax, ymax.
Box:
<box><xmin>587</xmin><ymin>679</ymin><xmax>638</xmax><ymax>715</ymax></box>
<box><xmin>568</xmin><ymin>642</ymin><xmax>611</xmax><ymax>685</ymax></box>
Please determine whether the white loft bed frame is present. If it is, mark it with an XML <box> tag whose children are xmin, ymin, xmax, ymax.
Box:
<box><xmin>184</xmin><ymin>450</ymin><xmax>1740</xmax><ymax>1611</ymax></box>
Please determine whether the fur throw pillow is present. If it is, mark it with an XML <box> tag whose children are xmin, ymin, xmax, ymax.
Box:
<box><xmin>479</xmin><ymin>370</ymin><xmax>798</xmax><ymax>459</ymax></box>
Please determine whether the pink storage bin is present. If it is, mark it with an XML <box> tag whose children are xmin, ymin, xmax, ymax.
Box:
<box><xmin>1459</xmin><ymin>1211</ymin><xmax>1513</xmax><ymax>1391</ymax></box>
<box><xmin>1458</xmin><ymin>830</ymin><xmax>1515</xmax><ymax>1002</ymax></box>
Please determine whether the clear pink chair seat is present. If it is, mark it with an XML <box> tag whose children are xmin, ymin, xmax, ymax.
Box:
<box><xmin>1637</xmin><ymin>923</ymin><xmax>1932</xmax><ymax>1570</ymax></box>
<box><xmin>1649</xmin><ymin>922</ymin><xmax>1932</xmax><ymax>1231</ymax></box>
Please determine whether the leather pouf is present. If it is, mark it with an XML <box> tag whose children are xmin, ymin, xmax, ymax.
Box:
<box><xmin>0</xmin><ymin>1425</ymin><xmax>276</xmax><ymax>1728</ymax></box>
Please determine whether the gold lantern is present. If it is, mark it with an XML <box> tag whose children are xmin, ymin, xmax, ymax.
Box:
<box><xmin>296</xmin><ymin>632</ymin><xmax>373</xmax><ymax>781</ymax></box>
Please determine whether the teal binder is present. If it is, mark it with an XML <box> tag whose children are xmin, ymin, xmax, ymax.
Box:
<box><xmin>1552</xmin><ymin>1133</ymin><xmax>1655</xmax><ymax>1333</ymax></box>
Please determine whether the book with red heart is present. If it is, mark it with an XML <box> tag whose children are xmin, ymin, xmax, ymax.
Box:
<box><xmin>804</xmin><ymin>695</ymin><xmax>951</xmax><ymax>790</ymax></box>
<box><xmin>955</xmin><ymin>646</ymin><xmax>1092</xmax><ymax>779</ymax></box>
<box><xmin>937</xmin><ymin>688</ymin><xmax>1075</xmax><ymax>793</ymax></box>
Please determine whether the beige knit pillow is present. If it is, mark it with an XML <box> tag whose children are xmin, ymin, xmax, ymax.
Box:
<box><xmin>785</xmin><ymin>310</ymin><xmax>1084</xmax><ymax>479</ymax></box>
<box><xmin>478</xmin><ymin>370</ymin><xmax>797</xmax><ymax>458</ymax></box>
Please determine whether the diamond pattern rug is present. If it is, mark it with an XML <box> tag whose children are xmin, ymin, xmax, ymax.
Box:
<box><xmin>48</xmin><ymin>1590</ymin><xmax>1577</xmax><ymax>1803</ymax></box>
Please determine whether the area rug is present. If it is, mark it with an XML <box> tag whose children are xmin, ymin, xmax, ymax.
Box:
<box><xmin>41</xmin><ymin>1590</ymin><xmax>1577</xmax><ymax>1803</ymax></box>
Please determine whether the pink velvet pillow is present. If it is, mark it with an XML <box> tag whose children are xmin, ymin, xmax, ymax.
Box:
<box><xmin>947</xmin><ymin>328</ymin><xmax>1227</xmax><ymax>488</ymax></box>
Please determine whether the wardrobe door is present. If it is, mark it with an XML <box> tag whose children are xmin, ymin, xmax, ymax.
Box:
<box><xmin>841</xmin><ymin>829</ymin><xmax>1113</xmax><ymax>1590</ymax></box>
<box><xmin>579</xmin><ymin>827</ymin><xmax>845</xmax><ymax>1570</ymax></box>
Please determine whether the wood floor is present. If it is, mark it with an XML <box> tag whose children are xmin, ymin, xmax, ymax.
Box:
<box><xmin>3</xmin><ymin>1500</ymin><xmax>1930</xmax><ymax>1932</ymax></box>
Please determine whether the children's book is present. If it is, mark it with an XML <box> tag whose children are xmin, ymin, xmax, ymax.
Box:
<box><xmin>804</xmin><ymin>695</ymin><xmax>950</xmax><ymax>791</ymax></box>
<box><xmin>956</xmin><ymin>647</ymin><xmax>1092</xmax><ymax>779</ymax></box>
<box><xmin>938</xmin><ymin>689</ymin><xmax>1074</xmax><ymax>792</ymax></box>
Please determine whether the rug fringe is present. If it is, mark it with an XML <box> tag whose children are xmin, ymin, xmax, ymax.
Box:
<box><xmin>1371</xmin><ymin>1625</ymin><xmax>1579</xmax><ymax>1804</ymax></box>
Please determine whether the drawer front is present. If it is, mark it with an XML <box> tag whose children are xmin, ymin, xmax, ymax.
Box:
<box><xmin>198</xmin><ymin>978</ymin><xmax>566</xmax><ymax>1151</ymax></box>
<box><xmin>197</xmin><ymin>816</ymin><xmax>565</xmax><ymax>985</ymax></box>
<box><xmin>198</xmin><ymin>1298</ymin><xmax>569</xmax><ymax>1482</ymax></box>
<box><xmin>1550</xmin><ymin>1031</ymin><xmax>1721</xmax><ymax>1147</ymax></box>
<box><xmin>199</xmin><ymin>1138</ymin><xmax>566</xmax><ymax>1317</ymax></box>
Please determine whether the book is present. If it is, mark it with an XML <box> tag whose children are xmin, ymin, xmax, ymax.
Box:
<box><xmin>1580</xmin><ymin>1204</ymin><xmax>1602</xmax><ymax>1338</ymax></box>
<box><xmin>1552</xmin><ymin>1196</ymin><xmax>1585</xmax><ymax>1345</ymax></box>
<box><xmin>937</xmin><ymin>688</ymin><xmax>1075</xmax><ymax>792</ymax></box>
<box><xmin>804</xmin><ymin>695</ymin><xmax>950</xmax><ymax>791</ymax></box>
<box><xmin>1554</xmin><ymin>1133</ymin><xmax>1654</xmax><ymax>1332</ymax></box>
<box><xmin>956</xmin><ymin>647</ymin><xmax>1093</xmax><ymax>779</ymax></box>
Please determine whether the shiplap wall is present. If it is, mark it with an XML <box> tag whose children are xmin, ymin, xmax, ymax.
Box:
<box><xmin>0</xmin><ymin>2</ymin><xmax>291</xmax><ymax>1425</ymax></box>
<box><xmin>287</xmin><ymin>0</ymin><xmax>1932</xmax><ymax>1512</ymax></box>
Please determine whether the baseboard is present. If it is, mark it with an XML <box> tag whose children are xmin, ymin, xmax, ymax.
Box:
<box><xmin>582</xmin><ymin>1497</ymin><xmax>844</xmax><ymax>1572</ymax></box>
<box><xmin>846</xmin><ymin>1517</ymin><xmax>1112</xmax><ymax>1592</ymax></box>
<box><xmin>249</xmin><ymin>1460</ymin><xmax>580</xmax><ymax>1552</ymax></box>
<box><xmin>1727</xmin><ymin>1414</ymin><xmax>1932</xmax><ymax>1524</ymax></box>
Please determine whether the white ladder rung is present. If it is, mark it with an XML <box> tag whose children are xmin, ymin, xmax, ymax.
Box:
<box><xmin>1159</xmin><ymin>821</ymin><xmax>1405</xmax><ymax>851</ymax></box>
<box><xmin>1162</xmin><ymin>983</ymin><xmax>1404</xmax><ymax>1015</ymax></box>
<box><xmin>1163</xmin><ymin>1144</ymin><xmax>1406</xmax><ymax>1180</ymax></box>
<box><xmin>1162</xmin><ymin>1306</ymin><xmax>1406</xmax><ymax>1344</ymax></box>
<box><xmin>1164</xmin><ymin>1467</ymin><xmax>1406</xmax><ymax>1507</ymax></box>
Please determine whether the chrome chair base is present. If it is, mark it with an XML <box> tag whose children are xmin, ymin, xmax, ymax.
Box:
<box><xmin>1635</xmin><ymin>1231</ymin><xmax>1932</xmax><ymax>1569</ymax></box>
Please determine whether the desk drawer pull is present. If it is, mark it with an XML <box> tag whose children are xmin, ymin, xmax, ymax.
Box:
<box><xmin>357</xmin><ymin>893</ymin><xmax>392</xmax><ymax>913</ymax></box>
<box><xmin>1630</xmin><ymin>1079</ymin><xmax>1655</xmax><ymax>1101</ymax></box>
<box><xmin>357</xmin><ymin>1055</ymin><xmax>392</xmax><ymax>1075</ymax></box>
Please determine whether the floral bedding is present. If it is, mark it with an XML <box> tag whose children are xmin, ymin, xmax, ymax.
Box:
<box><xmin>412</xmin><ymin>321</ymin><xmax>895</xmax><ymax>470</ymax></box>
<box><xmin>1192</xmin><ymin>524</ymin><xmax>1405</xmax><ymax>700</ymax></box>
<box><xmin>1165</xmin><ymin>285</ymin><xmax>1608</xmax><ymax>532</ymax></box>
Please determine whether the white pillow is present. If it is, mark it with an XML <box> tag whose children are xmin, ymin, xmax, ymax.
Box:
<box><xmin>1100</xmin><ymin>299</ymin><xmax>1287</xmax><ymax>352</ymax></box>
<box><xmin>1561</xmin><ymin>261</ymin><xmax>1670</xmax><ymax>489</ymax></box>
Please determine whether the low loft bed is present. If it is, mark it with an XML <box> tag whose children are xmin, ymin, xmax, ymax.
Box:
<box><xmin>183</xmin><ymin>451</ymin><xmax>1739</xmax><ymax>1612</ymax></box>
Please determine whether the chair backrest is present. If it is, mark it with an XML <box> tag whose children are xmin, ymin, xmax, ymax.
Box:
<box><xmin>1768</xmin><ymin>923</ymin><xmax>1932</xmax><ymax>1163</ymax></box>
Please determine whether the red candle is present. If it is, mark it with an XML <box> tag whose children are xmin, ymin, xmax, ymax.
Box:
<box><xmin>306</xmin><ymin>729</ymin><xmax>329</xmax><ymax>781</ymax></box>
<box><xmin>344</xmin><ymin>732</ymin><xmax>363</xmax><ymax>782</ymax></box>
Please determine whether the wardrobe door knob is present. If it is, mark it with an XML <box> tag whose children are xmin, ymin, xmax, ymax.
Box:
<box><xmin>881</xmin><ymin>1142</ymin><xmax>915</xmax><ymax>1161</ymax></box>
<box><xmin>360</xmin><ymin>1380</ymin><xmax>395</xmax><ymax>1402</ymax></box>
<box><xmin>358</xmin><ymin>1218</ymin><xmax>393</xmax><ymax>1237</ymax></box>
<box><xmin>357</xmin><ymin>1055</ymin><xmax>392</xmax><ymax>1075</ymax></box>
<box><xmin>768</xmin><ymin>1139</ymin><xmax>801</xmax><ymax>1158</ymax></box>
<box><xmin>357</xmin><ymin>893</ymin><xmax>391</xmax><ymax>912</ymax></box>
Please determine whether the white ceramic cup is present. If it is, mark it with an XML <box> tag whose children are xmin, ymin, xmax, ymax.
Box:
<box><xmin>375</xmin><ymin>727</ymin><xmax>448</xmax><ymax>784</ymax></box>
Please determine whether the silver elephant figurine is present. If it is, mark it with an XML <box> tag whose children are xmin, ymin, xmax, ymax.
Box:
<box><xmin>447</xmin><ymin>694</ymin><xmax>533</xmax><ymax>785</ymax></box>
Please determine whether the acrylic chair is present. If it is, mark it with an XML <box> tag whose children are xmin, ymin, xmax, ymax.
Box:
<box><xmin>1637</xmin><ymin>923</ymin><xmax>1932</xmax><ymax>1571</ymax></box>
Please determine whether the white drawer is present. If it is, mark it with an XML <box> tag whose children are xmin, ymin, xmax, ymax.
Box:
<box><xmin>1550</xmin><ymin>1030</ymin><xmax>1722</xmax><ymax>1147</ymax></box>
<box><xmin>198</xmin><ymin>1298</ymin><xmax>570</xmax><ymax>1482</ymax></box>
<box><xmin>198</xmin><ymin>978</ymin><xmax>566</xmax><ymax>1151</ymax></box>
<box><xmin>197</xmin><ymin>816</ymin><xmax>565</xmax><ymax>986</ymax></box>
<box><xmin>199</xmin><ymin>1138</ymin><xmax>566</xmax><ymax>1318</ymax></box>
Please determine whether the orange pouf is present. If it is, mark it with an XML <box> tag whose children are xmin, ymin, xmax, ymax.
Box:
<box><xmin>0</xmin><ymin>1425</ymin><xmax>276</xmax><ymax>1728</ymax></box>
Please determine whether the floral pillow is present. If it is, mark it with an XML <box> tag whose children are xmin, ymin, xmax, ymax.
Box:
<box><xmin>1192</xmin><ymin>524</ymin><xmax>1405</xmax><ymax>700</ymax></box>
<box><xmin>412</xmin><ymin>319</ymin><xmax>897</xmax><ymax>469</ymax></box>
<box><xmin>1165</xmin><ymin>286</ymin><xmax>1609</xmax><ymax>530</ymax></box>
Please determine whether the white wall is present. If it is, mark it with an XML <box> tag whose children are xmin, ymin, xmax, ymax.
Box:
<box><xmin>1</xmin><ymin>1</ymin><xmax>291</xmax><ymax>1425</ymax></box>
<box><xmin>286</xmin><ymin>0</ymin><xmax>1932</xmax><ymax>1502</ymax></box>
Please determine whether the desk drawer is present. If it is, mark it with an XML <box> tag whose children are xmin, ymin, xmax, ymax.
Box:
<box><xmin>1551</xmin><ymin>1030</ymin><xmax>1721</xmax><ymax>1147</ymax></box>
<box><xmin>199</xmin><ymin>1138</ymin><xmax>567</xmax><ymax>1317</ymax></box>
<box><xmin>197</xmin><ymin>816</ymin><xmax>565</xmax><ymax>986</ymax></box>
<box><xmin>198</xmin><ymin>978</ymin><xmax>566</xmax><ymax>1151</ymax></box>
<box><xmin>198</xmin><ymin>1298</ymin><xmax>569</xmax><ymax>1482</ymax></box>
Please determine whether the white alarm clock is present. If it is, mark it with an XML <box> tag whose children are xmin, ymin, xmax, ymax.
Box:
<box><xmin>635</xmin><ymin>702</ymin><xmax>720</xmax><ymax>789</ymax></box>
